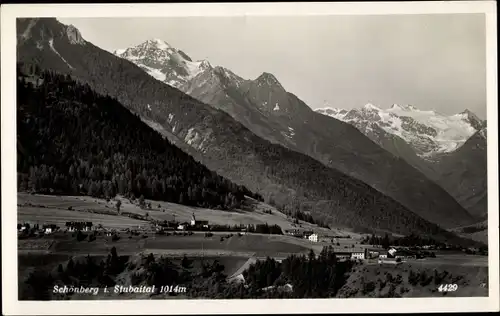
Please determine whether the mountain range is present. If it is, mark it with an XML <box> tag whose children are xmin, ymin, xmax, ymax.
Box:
<box><xmin>315</xmin><ymin>104</ymin><xmax>487</xmax><ymax>219</ymax></box>
<box><xmin>316</xmin><ymin>104</ymin><xmax>485</xmax><ymax>159</ymax></box>
<box><xmin>113</xmin><ymin>37</ymin><xmax>477</xmax><ymax>228</ymax></box>
<box><xmin>16</xmin><ymin>18</ymin><xmax>483</xmax><ymax>244</ymax></box>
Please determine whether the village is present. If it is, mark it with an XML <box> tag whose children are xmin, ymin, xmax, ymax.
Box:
<box><xmin>18</xmin><ymin>211</ymin><xmax>445</xmax><ymax>265</ymax></box>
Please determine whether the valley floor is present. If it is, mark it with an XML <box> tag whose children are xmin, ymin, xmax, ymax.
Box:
<box><xmin>16</xmin><ymin>193</ymin><xmax>489</xmax><ymax>299</ymax></box>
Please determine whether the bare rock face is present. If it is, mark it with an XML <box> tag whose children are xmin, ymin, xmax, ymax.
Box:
<box><xmin>65</xmin><ymin>24</ymin><xmax>86</xmax><ymax>45</ymax></box>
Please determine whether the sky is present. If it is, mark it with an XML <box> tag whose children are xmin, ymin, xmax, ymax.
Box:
<box><xmin>58</xmin><ymin>14</ymin><xmax>487</xmax><ymax>118</ymax></box>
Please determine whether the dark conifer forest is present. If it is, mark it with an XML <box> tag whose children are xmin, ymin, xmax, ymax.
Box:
<box><xmin>16</xmin><ymin>65</ymin><xmax>262</xmax><ymax>210</ymax></box>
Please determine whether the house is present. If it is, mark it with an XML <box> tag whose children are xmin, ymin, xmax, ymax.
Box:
<box><xmin>66</xmin><ymin>221</ymin><xmax>93</xmax><ymax>232</ymax></box>
<box><xmin>190</xmin><ymin>214</ymin><xmax>209</xmax><ymax>228</ymax></box>
<box><xmin>332</xmin><ymin>247</ymin><xmax>368</xmax><ymax>260</ymax></box>
<box><xmin>302</xmin><ymin>230</ymin><xmax>314</xmax><ymax>239</ymax></box>
<box><xmin>367</xmin><ymin>249</ymin><xmax>379</xmax><ymax>259</ymax></box>
<box><xmin>308</xmin><ymin>233</ymin><xmax>319</xmax><ymax>243</ymax></box>
<box><xmin>18</xmin><ymin>223</ymin><xmax>31</xmax><ymax>232</ymax></box>
<box><xmin>159</xmin><ymin>220</ymin><xmax>179</xmax><ymax>229</ymax></box>
<box><xmin>284</xmin><ymin>229</ymin><xmax>302</xmax><ymax>237</ymax></box>
<box><xmin>42</xmin><ymin>224</ymin><xmax>58</xmax><ymax>234</ymax></box>
<box><xmin>394</xmin><ymin>249</ymin><xmax>416</xmax><ymax>260</ymax></box>
<box><xmin>178</xmin><ymin>222</ymin><xmax>189</xmax><ymax>231</ymax></box>
<box><xmin>352</xmin><ymin>250</ymin><xmax>366</xmax><ymax>260</ymax></box>
<box><xmin>378</xmin><ymin>250</ymin><xmax>389</xmax><ymax>259</ymax></box>
<box><xmin>388</xmin><ymin>247</ymin><xmax>398</xmax><ymax>257</ymax></box>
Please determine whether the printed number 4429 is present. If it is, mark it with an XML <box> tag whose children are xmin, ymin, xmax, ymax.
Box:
<box><xmin>438</xmin><ymin>284</ymin><xmax>458</xmax><ymax>292</ymax></box>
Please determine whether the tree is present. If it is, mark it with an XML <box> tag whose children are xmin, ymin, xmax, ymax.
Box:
<box><xmin>181</xmin><ymin>255</ymin><xmax>192</xmax><ymax>269</ymax></box>
<box><xmin>116</xmin><ymin>200</ymin><xmax>122</xmax><ymax>214</ymax></box>
<box><xmin>138</xmin><ymin>195</ymin><xmax>146</xmax><ymax>208</ymax></box>
<box><xmin>382</xmin><ymin>233</ymin><xmax>390</xmax><ymax>250</ymax></box>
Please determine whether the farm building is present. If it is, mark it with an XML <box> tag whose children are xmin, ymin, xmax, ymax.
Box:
<box><xmin>308</xmin><ymin>233</ymin><xmax>319</xmax><ymax>243</ymax></box>
<box><xmin>302</xmin><ymin>230</ymin><xmax>314</xmax><ymax>239</ymax></box>
<box><xmin>379</xmin><ymin>250</ymin><xmax>389</xmax><ymax>258</ymax></box>
<box><xmin>190</xmin><ymin>214</ymin><xmax>209</xmax><ymax>228</ymax></box>
<box><xmin>284</xmin><ymin>229</ymin><xmax>302</xmax><ymax>237</ymax></box>
<box><xmin>65</xmin><ymin>221</ymin><xmax>93</xmax><ymax>232</ymax></box>
<box><xmin>17</xmin><ymin>223</ymin><xmax>31</xmax><ymax>232</ymax></box>
<box><xmin>177</xmin><ymin>222</ymin><xmax>190</xmax><ymax>231</ymax></box>
<box><xmin>42</xmin><ymin>224</ymin><xmax>58</xmax><ymax>234</ymax></box>
<box><xmin>158</xmin><ymin>220</ymin><xmax>179</xmax><ymax>229</ymax></box>
<box><xmin>332</xmin><ymin>247</ymin><xmax>368</xmax><ymax>260</ymax></box>
<box><xmin>367</xmin><ymin>248</ymin><xmax>389</xmax><ymax>259</ymax></box>
<box><xmin>393</xmin><ymin>249</ymin><xmax>417</xmax><ymax>260</ymax></box>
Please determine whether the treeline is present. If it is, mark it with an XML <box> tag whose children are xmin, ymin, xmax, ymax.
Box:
<box><xmin>16</xmin><ymin>66</ymin><xmax>262</xmax><ymax>210</ymax></box>
<box><xmin>279</xmin><ymin>207</ymin><xmax>330</xmax><ymax>229</ymax></box>
<box><xmin>243</xmin><ymin>246</ymin><xmax>353</xmax><ymax>298</ymax></box>
<box><xmin>360</xmin><ymin>233</ymin><xmax>447</xmax><ymax>248</ymax></box>
<box><xmin>360</xmin><ymin>233</ymin><xmax>486</xmax><ymax>251</ymax></box>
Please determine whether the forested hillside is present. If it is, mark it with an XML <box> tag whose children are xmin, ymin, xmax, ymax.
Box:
<box><xmin>17</xmin><ymin>67</ymin><xmax>261</xmax><ymax>210</ymax></box>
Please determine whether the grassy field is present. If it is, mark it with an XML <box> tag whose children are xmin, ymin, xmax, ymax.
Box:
<box><xmin>18</xmin><ymin>206</ymin><xmax>149</xmax><ymax>229</ymax></box>
<box><xmin>17</xmin><ymin>193</ymin><xmax>357</xmax><ymax>237</ymax></box>
<box><xmin>24</xmin><ymin>231</ymin><xmax>312</xmax><ymax>258</ymax></box>
<box><xmin>407</xmin><ymin>253</ymin><xmax>488</xmax><ymax>267</ymax></box>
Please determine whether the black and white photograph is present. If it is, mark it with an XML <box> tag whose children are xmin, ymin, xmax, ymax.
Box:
<box><xmin>1</xmin><ymin>2</ymin><xmax>498</xmax><ymax>314</ymax></box>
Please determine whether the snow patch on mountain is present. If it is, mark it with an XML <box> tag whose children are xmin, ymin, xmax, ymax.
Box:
<box><xmin>151</xmin><ymin>38</ymin><xmax>171</xmax><ymax>50</ymax></box>
<box><xmin>316</xmin><ymin>103</ymin><xmax>482</xmax><ymax>157</ymax></box>
<box><xmin>114</xmin><ymin>48</ymin><xmax>126</xmax><ymax>55</ymax></box>
<box><xmin>139</xmin><ymin>64</ymin><xmax>167</xmax><ymax>82</ymax></box>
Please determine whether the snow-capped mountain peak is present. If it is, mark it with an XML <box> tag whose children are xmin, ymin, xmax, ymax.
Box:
<box><xmin>114</xmin><ymin>39</ymin><xmax>213</xmax><ymax>88</ymax></box>
<box><xmin>363</xmin><ymin>103</ymin><xmax>382</xmax><ymax>111</ymax></box>
<box><xmin>316</xmin><ymin>103</ymin><xmax>483</xmax><ymax>158</ymax></box>
<box><xmin>148</xmin><ymin>38</ymin><xmax>171</xmax><ymax>50</ymax></box>
<box><xmin>390</xmin><ymin>104</ymin><xmax>418</xmax><ymax>111</ymax></box>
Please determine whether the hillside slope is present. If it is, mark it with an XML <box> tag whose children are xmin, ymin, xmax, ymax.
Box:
<box><xmin>17</xmin><ymin>68</ymin><xmax>259</xmax><ymax>210</ymax></box>
<box><xmin>431</xmin><ymin>129</ymin><xmax>488</xmax><ymax>219</ymax></box>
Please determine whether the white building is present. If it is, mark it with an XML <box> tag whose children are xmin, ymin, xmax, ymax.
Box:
<box><xmin>351</xmin><ymin>251</ymin><xmax>365</xmax><ymax>260</ymax></box>
<box><xmin>308</xmin><ymin>233</ymin><xmax>319</xmax><ymax>242</ymax></box>
<box><xmin>44</xmin><ymin>227</ymin><xmax>53</xmax><ymax>234</ymax></box>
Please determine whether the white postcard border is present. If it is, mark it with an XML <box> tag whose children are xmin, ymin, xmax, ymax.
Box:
<box><xmin>2</xmin><ymin>1</ymin><xmax>498</xmax><ymax>315</ymax></box>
